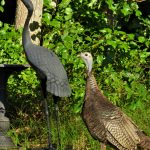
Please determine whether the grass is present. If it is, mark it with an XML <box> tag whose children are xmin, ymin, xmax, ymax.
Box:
<box><xmin>4</xmin><ymin>92</ymin><xmax>150</xmax><ymax>150</ymax></box>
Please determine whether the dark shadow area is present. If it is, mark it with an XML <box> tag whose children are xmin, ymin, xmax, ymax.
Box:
<box><xmin>138</xmin><ymin>1</ymin><xmax>150</xmax><ymax>17</ymax></box>
<box><xmin>0</xmin><ymin>0</ymin><xmax>17</xmax><ymax>24</ymax></box>
<box><xmin>30</xmin><ymin>21</ymin><xmax>41</xmax><ymax>42</ymax></box>
<box><xmin>30</xmin><ymin>21</ymin><xmax>40</xmax><ymax>31</ymax></box>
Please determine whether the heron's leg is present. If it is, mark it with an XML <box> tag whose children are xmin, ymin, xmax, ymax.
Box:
<box><xmin>53</xmin><ymin>96</ymin><xmax>61</xmax><ymax>149</ymax></box>
<box><xmin>44</xmin><ymin>98</ymin><xmax>55</xmax><ymax>150</ymax></box>
<box><xmin>100</xmin><ymin>143</ymin><xmax>106</xmax><ymax>150</ymax></box>
<box><xmin>41</xmin><ymin>80</ymin><xmax>55</xmax><ymax>149</ymax></box>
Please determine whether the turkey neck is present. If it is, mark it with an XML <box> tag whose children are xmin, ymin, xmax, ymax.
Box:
<box><xmin>86</xmin><ymin>72</ymin><xmax>106</xmax><ymax>102</ymax></box>
<box><xmin>22</xmin><ymin>2</ymin><xmax>33</xmax><ymax>47</ymax></box>
<box><xmin>86</xmin><ymin>72</ymin><xmax>99</xmax><ymax>92</ymax></box>
<box><xmin>85</xmin><ymin>72</ymin><xmax>117</xmax><ymax>114</ymax></box>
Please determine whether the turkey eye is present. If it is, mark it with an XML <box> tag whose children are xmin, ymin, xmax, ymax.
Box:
<box><xmin>85</xmin><ymin>53</ymin><xmax>88</xmax><ymax>56</ymax></box>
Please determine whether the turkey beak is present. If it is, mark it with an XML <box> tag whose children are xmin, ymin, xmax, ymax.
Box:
<box><xmin>77</xmin><ymin>53</ymin><xmax>84</xmax><ymax>58</ymax></box>
<box><xmin>77</xmin><ymin>53</ymin><xmax>81</xmax><ymax>58</ymax></box>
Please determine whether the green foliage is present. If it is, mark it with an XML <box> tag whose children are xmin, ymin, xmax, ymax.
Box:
<box><xmin>43</xmin><ymin>0</ymin><xmax>149</xmax><ymax>110</ymax></box>
<box><xmin>0</xmin><ymin>24</ymin><xmax>24</xmax><ymax>64</ymax></box>
<box><xmin>0</xmin><ymin>23</ymin><xmax>39</xmax><ymax>96</ymax></box>
<box><xmin>0</xmin><ymin>0</ymin><xmax>150</xmax><ymax>149</ymax></box>
<box><xmin>0</xmin><ymin>0</ymin><xmax>5</xmax><ymax>12</ymax></box>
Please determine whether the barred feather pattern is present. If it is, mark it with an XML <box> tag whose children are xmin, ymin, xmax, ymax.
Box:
<box><xmin>105</xmin><ymin>114</ymin><xmax>140</xmax><ymax>149</ymax></box>
<box><xmin>83</xmin><ymin>72</ymin><xmax>150</xmax><ymax>150</ymax></box>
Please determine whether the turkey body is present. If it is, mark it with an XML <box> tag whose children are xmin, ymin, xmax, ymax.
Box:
<box><xmin>83</xmin><ymin>73</ymin><xmax>140</xmax><ymax>149</ymax></box>
<box><xmin>79</xmin><ymin>52</ymin><xmax>150</xmax><ymax>150</ymax></box>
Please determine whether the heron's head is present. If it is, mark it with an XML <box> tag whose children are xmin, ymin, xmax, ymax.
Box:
<box><xmin>21</xmin><ymin>0</ymin><xmax>34</xmax><ymax>13</ymax></box>
<box><xmin>78</xmin><ymin>52</ymin><xmax>93</xmax><ymax>74</ymax></box>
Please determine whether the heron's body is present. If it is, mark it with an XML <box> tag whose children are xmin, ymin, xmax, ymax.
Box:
<box><xmin>24</xmin><ymin>43</ymin><xmax>71</xmax><ymax>97</ymax></box>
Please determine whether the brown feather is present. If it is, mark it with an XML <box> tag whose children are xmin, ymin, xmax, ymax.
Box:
<box><xmin>82</xmin><ymin>72</ymin><xmax>150</xmax><ymax>150</ymax></box>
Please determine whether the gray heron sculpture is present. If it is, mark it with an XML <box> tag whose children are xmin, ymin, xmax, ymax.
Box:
<box><xmin>21</xmin><ymin>0</ymin><xmax>71</xmax><ymax>149</ymax></box>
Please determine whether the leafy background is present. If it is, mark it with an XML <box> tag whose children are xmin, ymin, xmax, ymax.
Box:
<box><xmin>0</xmin><ymin>0</ymin><xmax>150</xmax><ymax>149</ymax></box>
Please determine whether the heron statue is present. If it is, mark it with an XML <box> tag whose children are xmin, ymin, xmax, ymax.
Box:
<box><xmin>21</xmin><ymin>0</ymin><xmax>71</xmax><ymax>149</ymax></box>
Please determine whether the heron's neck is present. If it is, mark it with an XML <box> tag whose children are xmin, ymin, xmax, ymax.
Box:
<box><xmin>22</xmin><ymin>10</ymin><xmax>33</xmax><ymax>47</ymax></box>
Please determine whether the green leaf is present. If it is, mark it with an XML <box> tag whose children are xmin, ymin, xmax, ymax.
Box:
<box><xmin>121</xmin><ymin>3</ymin><xmax>131</xmax><ymax>16</ymax></box>
<box><xmin>135</xmin><ymin>10</ymin><xmax>142</xmax><ymax>17</ymax></box>
<box><xmin>88</xmin><ymin>0</ymin><xmax>97</xmax><ymax>8</ymax></box>
<box><xmin>106</xmin><ymin>0</ymin><xmax>117</xmax><ymax>12</ymax></box>
<box><xmin>107</xmin><ymin>40</ymin><xmax>117</xmax><ymax>48</ymax></box>
<box><xmin>1</xmin><ymin>0</ymin><xmax>5</xmax><ymax>6</ymax></box>
<box><xmin>63</xmin><ymin>36</ymin><xmax>73</xmax><ymax>49</ymax></box>
<box><xmin>140</xmin><ymin>52</ymin><xmax>150</xmax><ymax>63</ymax></box>
<box><xmin>127</xmin><ymin>34</ymin><xmax>134</xmax><ymax>40</ymax></box>
<box><xmin>138</xmin><ymin>36</ymin><xmax>145</xmax><ymax>43</ymax></box>
<box><xmin>59</xmin><ymin>0</ymin><xmax>71</xmax><ymax>9</ymax></box>
<box><xmin>85</xmin><ymin>36</ymin><xmax>92</xmax><ymax>42</ymax></box>
<box><xmin>0</xmin><ymin>6</ymin><xmax>4</xmax><ymax>12</ymax></box>
<box><xmin>96</xmin><ymin>55</ymin><xmax>104</xmax><ymax>64</ymax></box>
<box><xmin>42</xmin><ymin>13</ymin><xmax>52</xmax><ymax>25</ymax></box>
<box><xmin>65</xmin><ymin>7</ymin><xmax>72</xmax><ymax>15</ymax></box>
<box><xmin>100</xmin><ymin>28</ymin><xmax>112</xmax><ymax>33</ymax></box>
<box><xmin>0</xmin><ymin>21</ymin><xmax>2</xmax><ymax>27</ymax></box>
<box><xmin>50</xmin><ymin>19</ymin><xmax>61</xmax><ymax>28</ymax></box>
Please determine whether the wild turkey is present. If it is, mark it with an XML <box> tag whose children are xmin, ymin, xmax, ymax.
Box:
<box><xmin>79</xmin><ymin>52</ymin><xmax>150</xmax><ymax>150</ymax></box>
